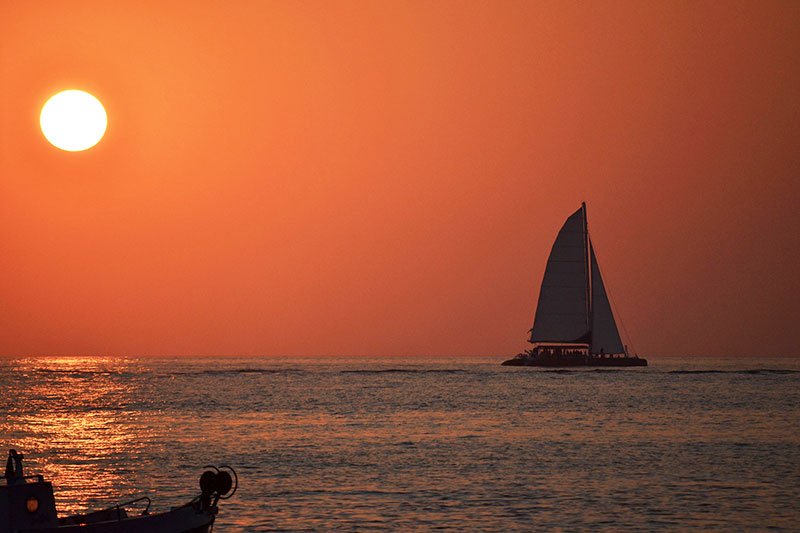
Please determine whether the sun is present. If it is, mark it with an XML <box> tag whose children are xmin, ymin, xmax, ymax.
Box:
<box><xmin>40</xmin><ymin>90</ymin><xmax>107</xmax><ymax>152</ymax></box>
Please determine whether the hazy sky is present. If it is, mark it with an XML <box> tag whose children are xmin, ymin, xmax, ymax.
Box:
<box><xmin>1</xmin><ymin>1</ymin><xmax>798</xmax><ymax>357</ymax></box>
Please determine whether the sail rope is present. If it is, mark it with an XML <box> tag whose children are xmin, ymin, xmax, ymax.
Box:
<box><xmin>588</xmin><ymin>232</ymin><xmax>639</xmax><ymax>357</ymax></box>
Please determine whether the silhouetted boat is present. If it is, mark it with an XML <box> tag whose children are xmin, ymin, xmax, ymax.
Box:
<box><xmin>502</xmin><ymin>203</ymin><xmax>647</xmax><ymax>367</ymax></box>
<box><xmin>1</xmin><ymin>450</ymin><xmax>237</xmax><ymax>533</ymax></box>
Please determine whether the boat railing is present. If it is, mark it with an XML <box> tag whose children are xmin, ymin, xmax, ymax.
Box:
<box><xmin>60</xmin><ymin>496</ymin><xmax>152</xmax><ymax>526</ymax></box>
<box><xmin>108</xmin><ymin>495</ymin><xmax>152</xmax><ymax>519</ymax></box>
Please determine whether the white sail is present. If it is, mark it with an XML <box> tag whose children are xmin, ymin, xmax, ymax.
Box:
<box><xmin>589</xmin><ymin>242</ymin><xmax>624</xmax><ymax>354</ymax></box>
<box><xmin>529</xmin><ymin>206</ymin><xmax>589</xmax><ymax>343</ymax></box>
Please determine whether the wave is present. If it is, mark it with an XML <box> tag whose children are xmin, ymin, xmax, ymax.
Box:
<box><xmin>34</xmin><ymin>369</ymin><xmax>127</xmax><ymax>376</ymax></box>
<box><xmin>538</xmin><ymin>369</ymin><xmax>625</xmax><ymax>374</ymax></box>
<box><xmin>340</xmin><ymin>369</ymin><xmax>466</xmax><ymax>374</ymax></box>
<box><xmin>669</xmin><ymin>369</ymin><xmax>799</xmax><ymax>375</ymax></box>
<box><xmin>536</xmin><ymin>368</ymin><xmax>799</xmax><ymax>375</ymax></box>
<box><xmin>196</xmin><ymin>368</ymin><xmax>305</xmax><ymax>375</ymax></box>
<box><xmin>35</xmin><ymin>367</ymin><xmax>306</xmax><ymax>376</ymax></box>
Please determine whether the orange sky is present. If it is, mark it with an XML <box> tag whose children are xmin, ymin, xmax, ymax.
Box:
<box><xmin>1</xmin><ymin>1</ymin><xmax>798</xmax><ymax>357</ymax></box>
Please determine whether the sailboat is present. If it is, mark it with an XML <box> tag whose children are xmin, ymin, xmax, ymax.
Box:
<box><xmin>502</xmin><ymin>203</ymin><xmax>647</xmax><ymax>367</ymax></box>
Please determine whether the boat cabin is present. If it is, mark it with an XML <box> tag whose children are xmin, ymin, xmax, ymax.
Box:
<box><xmin>530</xmin><ymin>343</ymin><xmax>590</xmax><ymax>357</ymax></box>
<box><xmin>1</xmin><ymin>476</ymin><xmax>59</xmax><ymax>532</ymax></box>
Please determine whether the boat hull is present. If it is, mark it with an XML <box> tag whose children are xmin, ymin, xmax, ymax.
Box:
<box><xmin>25</xmin><ymin>503</ymin><xmax>215</xmax><ymax>533</ymax></box>
<box><xmin>502</xmin><ymin>354</ymin><xmax>647</xmax><ymax>367</ymax></box>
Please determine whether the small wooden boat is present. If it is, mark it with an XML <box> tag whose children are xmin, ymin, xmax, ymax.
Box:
<box><xmin>502</xmin><ymin>203</ymin><xmax>647</xmax><ymax>367</ymax></box>
<box><xmin>1</xmin><ymin>450</ymin><xmax>236</xmax><ymax>533</ymax></box>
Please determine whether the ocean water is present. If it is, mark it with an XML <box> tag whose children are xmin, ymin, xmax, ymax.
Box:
<box><xmin>1</xmin><ymin>355</ymin><xmax>799</xmax><ymax>531</ymax></box>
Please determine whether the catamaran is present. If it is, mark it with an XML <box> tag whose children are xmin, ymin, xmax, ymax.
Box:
<box><xmin>502</xmin><ymin>203</ymin><xmax>646</xmax><ymax>367</ymax></box>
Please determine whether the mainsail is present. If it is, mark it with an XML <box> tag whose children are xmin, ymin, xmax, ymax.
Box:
<box><xmin>589</xmin><ymin>242</ymin><xmax>624</xmax><ymax>354</ymax></box>
<box><xmin>529</xmin><ymin>207</ymin><xmax>589</xmax><ymax>344</ymax></box>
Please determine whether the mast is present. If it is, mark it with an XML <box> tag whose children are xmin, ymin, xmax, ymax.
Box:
<box><xmin>582</xmin><ymin>202</ymin><xmax>591</xmax><ymax>333</ymax></box>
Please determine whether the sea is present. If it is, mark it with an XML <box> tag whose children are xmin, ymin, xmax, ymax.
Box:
<box><xmin>1</xmin><ymin>355</ymin><xmax>798</xmax><ymax>531</ymax></box>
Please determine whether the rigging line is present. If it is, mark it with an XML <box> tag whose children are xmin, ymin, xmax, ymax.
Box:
<box><xmin>588</xmin><ymin>230</ymin><xmax>639</xmax><ymax>356</ymax></box>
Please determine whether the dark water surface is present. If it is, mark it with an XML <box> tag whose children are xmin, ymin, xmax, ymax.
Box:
<box><xmin>1</xmin><ymin>356</ymin><xmax>799</xmax><ymax>531</ymax></box>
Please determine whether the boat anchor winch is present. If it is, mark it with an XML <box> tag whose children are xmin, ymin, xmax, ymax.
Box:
<box><xmin>198</xmin><ymin>464</ymin><xmax>238</xmax><ymax>511</ymax></box>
